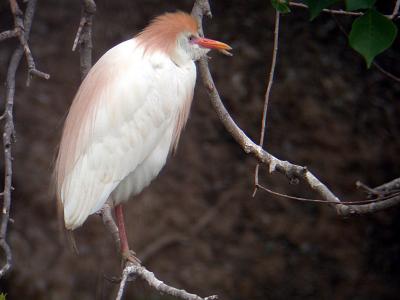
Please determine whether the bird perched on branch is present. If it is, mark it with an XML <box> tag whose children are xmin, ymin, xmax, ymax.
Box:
<box><xmin>54</xmin><ymin>11</ymin><xmax>231</xmax><ymax>263</ymax></box>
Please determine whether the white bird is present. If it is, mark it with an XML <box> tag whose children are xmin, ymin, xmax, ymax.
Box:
<box><xmin>55</xmin><ymin>11</ymin><xmax>231</xmax><ymax>262</ymax></box>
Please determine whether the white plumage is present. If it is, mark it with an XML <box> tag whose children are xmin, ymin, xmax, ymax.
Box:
<box><xmin>55</xmin><ymin>12</ymin><xmax>231</xmax><ymax>237</ymax></box>
<box><xmin>60</xmin><ymin>39</ymin><xmax>195</xmax><ymax>229</ymax></box>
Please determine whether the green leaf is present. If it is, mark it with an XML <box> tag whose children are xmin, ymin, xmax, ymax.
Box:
<box><xmin>349</xmin><ymin>9</ymin><xmax>398</xmax><ymax>68</ymax></box>
<box><xmin>346</xmin><ymin>0</ymin><xmax>376</xmax><ymax>11</ymax></box>
<box><xmin>0</xmin><ymin>293</ymin><xmax>6</xmax><ymax>300</ymax></box>
<box><xmin>271</xmin><ymin>0</ymin><xmax>291</xmax><ymax>14</ymax></box>
<box><xmin>303</xmin><ymin>0</ymin><xmax>338</xmax><ymax>20</ymax></box>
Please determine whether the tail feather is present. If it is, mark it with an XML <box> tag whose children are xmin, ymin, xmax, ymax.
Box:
<box><xmin>66</xmin><ymin>229</ymin><xmax>79</xmax><ymax>255</ymax></box>
<box><xmin>57</xmin><ymin>195</ymin><xmax>79</xmax><ymax>255</ymax></box>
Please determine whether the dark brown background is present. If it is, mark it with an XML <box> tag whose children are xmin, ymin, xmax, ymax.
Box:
<box><xmin>0</xmin><ymin>0</ymin><xmax>399</xmax><ymax>299</ymax></box>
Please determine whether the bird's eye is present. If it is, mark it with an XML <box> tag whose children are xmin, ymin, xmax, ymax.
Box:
<box><xmin>188</xmin><ymin>35</ymin><xmax>195</xmax><ymax>42</ymax></box>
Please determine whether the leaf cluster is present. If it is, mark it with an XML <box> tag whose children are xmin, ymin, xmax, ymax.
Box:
<box><xmin>271</xmin><ymin>0</ymin><xmax>398</xmax><ymax>67</ymax></box>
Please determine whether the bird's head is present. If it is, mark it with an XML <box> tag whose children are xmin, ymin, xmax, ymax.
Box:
<box><xmin>137</xmin><ymin>12</ymin><xmax>232</xmax><ymax>66</ymax></box>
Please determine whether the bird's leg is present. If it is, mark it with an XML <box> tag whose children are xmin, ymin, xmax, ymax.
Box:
<box><xmin>114</xmin><ymin>204</ymin><xmax>141</xmax><ymax>265</ymax></box>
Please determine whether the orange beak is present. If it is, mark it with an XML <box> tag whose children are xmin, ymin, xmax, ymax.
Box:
<box><xmin>194</xmin><ymin>37</ymin><xmax>232</xmax><ymax>56</ymax></box>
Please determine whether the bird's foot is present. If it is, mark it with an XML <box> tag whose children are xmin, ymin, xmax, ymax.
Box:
<box><xmin>122</xmin><ymin>249</ymin><xmax>141</xmax><ymax>266</ymax></box>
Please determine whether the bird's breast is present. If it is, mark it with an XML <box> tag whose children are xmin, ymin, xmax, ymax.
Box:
<box><xmin>110</xmin><ymin>47</ymin><xmax>197</xmax><ymax>203</ymax></box>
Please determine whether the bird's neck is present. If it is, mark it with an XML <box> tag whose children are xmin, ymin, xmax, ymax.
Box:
<box><xmin>170</xmin><ymin>46</ymin><xmax>193</xmax><ymax>67</ymax></box>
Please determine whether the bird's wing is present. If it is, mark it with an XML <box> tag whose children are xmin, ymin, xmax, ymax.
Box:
<box><xmin>56</xmin><ymin>40</ymin><xmax>195</xmax><ymax>229</ymax></box>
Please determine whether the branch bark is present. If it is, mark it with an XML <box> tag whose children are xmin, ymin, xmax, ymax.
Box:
<box><xmin>191</xmin><ymin>0</ymin><xmax>400</xmax><ymax>216</ymax></box>
<box><xmin>391</xmin><ymin>0</ymin><xmax>400</xmax><ymax>19</ymax></box>
<box><xmin>0</xmin><ymin>0</ymin><xmax>41</xmax><ymax>279</ymax></box>
<box><xmin>9</xmin><ymin>0</ymin><xmax>50</xmax><ymax>86</ymax></box>
<box><xmin>99</xmin><ymin>201</ymin><xmax>220</xmax><ymax>300</ymax></box>
<box><xmin>72</xmin><ymin>0</ymin><xmax>96</xmax><ymax>80</ymax></box>
<box><xmin>375</xmin><ymin>177</ymin><xmax>400</xmax><ymax>193</ymax></box>
<box><xmin>116</xmin><ymin>263</ymin><xmax>218</xmax><ymax>300</ymax></box>
<box><xmin>0</xmin><ymin>29</ymin><xmax>18</xmax><ymax>42</ymax></box>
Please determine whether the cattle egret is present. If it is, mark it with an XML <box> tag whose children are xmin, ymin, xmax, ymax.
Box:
<box><xmin>55</xmin><ymin>11</ymin><xmax>231</xmax><ymax>262</ymax></box>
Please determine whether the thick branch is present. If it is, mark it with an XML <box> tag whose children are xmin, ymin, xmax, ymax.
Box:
<box><xmin>336</xmin><ymin>195</ymin><xmax>400</xmax><ymax>215</ymax></box>
<box><xmin>72</xmin><ymin>0</ymin><xmax>96</xmax><ymax>80</ymax></box>
<box><xmin>99</xmin><ymin>201</ymin><xmax>219</xmax><ymax>300</ymax></box>
<box><xmin>334</xmin><ymin>178</ymin><xmax>400</xmax><ymax>215</ymax></box>
<box><xmin>0</xmin><ymin>0</ymin><xmax>40</xmax><ymax>279</ymax></box>
<box><xmin>0</xmin><ymin>29</ymin><xmax>18</xmax><ymax>42</ymax></box>
<box><xmin>375</xmin><ymin>177</ymin><xmax>400</xmax><ymax>193</ymax></box>
<box><xmin>192</xmin><ymin>0</ymin><xmax>399</xmax><ymax>216</ymax></box>
<box><xmin>117</xmin><ymin>262</ymin><xmax>218</xmax><ymax>300</ymax></box>
<box><xmin>0</xmin><ymin>48</ymin><xmax>21</xmax><ymax>278</ymax></box>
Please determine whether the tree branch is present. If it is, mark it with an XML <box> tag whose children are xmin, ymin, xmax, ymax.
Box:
<box><xmin>98</xmin><ymin>200</ymin><xmax>220</xmax><ymax>300</ymax></box>
<box><xmin>0</xmin><ymin>0</ymin><xmax>41</xmax><ymax>279</ymax></box>
<box><xmin>391</xmin><ymin>0</ymin><xmax>400</xmax><ymax>19</ymax></box>
<box><xmin>289</xmin><ymin>1</ymin><xmax>363</xmax><ymax>17</ymax></box>
<box><xmin>372</xmin><ymin>62</ymin><xmax>400</xmax><ymax>83</ymax></box>
<box><xmin>375</xmin><ymin>177</ymin><xmax>400</xmax><ymax>193</ymax></box>
<box><xmin>0</xmin><ymin>29</ymin><xmax>18</xmax><ymax>42</ymax></box>
<box><xmin>330</xmin><ymin>14</ymin><xmax>400</xmax><ymax>84</ymax></box>
<box><xmin>116</xmin><ymin>263</ymin><xmax>218</xmax><ymax>300</ymax></box>
<box><xmin>72</xmin><ymin>0</ymin><xmax>96</xmax><ymax>80</ymax></box>
<box><xmin>192</xmin><ymin>0</ymin><xmax>400</xmax><ymax>216</ymax></box>
<box><xmin>8</xmin><ymin>0</ymin><xmax>50</xmax><ymax>86</ymax></box>
<box><xmin>288</xmin><ymin>1</ymin><xmax>397</xmax><ymax>19</ymax></box>
<box><xmin>253</xmin><ymin>10</ymin><xmax>280</xmax><ymax>196</ymax></box>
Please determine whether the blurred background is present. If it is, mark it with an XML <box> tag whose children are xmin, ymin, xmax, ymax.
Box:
<box><xmin>0</xmin><ymin>0</ymin><xmax>400</xmax><ymax>299</ymax></box>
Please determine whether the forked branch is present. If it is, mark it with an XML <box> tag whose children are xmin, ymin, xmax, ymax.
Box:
<box><xmin>0</xmin><ymin>0</ymin><xmax>44</xmax><ymax>279</ymax></box>
<box><xmin>100</xmin><ymin>204</ymin><xmax>219</xmax><ymax>300</ymax></box>
<box><xmin>8</xmin><ymin>0</ymin><xmax>50</xmax><ymax>86</ymax></box>
<box><xmin>191</xmin><ymin>0</ymin><xmax>400</xmax><ymax>216</ymax></box>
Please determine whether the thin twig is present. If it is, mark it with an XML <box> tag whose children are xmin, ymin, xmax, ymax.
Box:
<box><xmin>253</xmin><ymin>10</ymin><xmax>280</xmax><ymax>197</ymax></box>
<box><xmin>290</xmin><ymin>1</ymin><xmax>397</xmax><ymax>19</ymax></box>
<box><xmin>72</xmin><ymin>17</ymin><xmax>87</xmax><ymax>52</ymax></box>
<box><xmin>0</xmin><ymin>0</ymin><xmax>39</xmax><ymax>279</ymax></box>
<box><xmin>372</xmin><ymin>62</ymin><xmax>400</xmax><ymax>83</ymax></box>
<box><xmin>8</xmin><ymin>0</ymin><xmax>50</xmax><ymax>86</ymax></box>
<box><xmin>72</xmin><ymin>0</ymin><xmax>96</xmax><ymax>80</ymax></box>
<box><xmin>192</xmin><ymin>0</ymin><xmax>400</xmax><ymax>216</ymax></box>
<box><xmin>289</xmin><ymin>2</ymin><xmax>363</xmax><ymax>17</ymax></box>
<box><xmin>331</xmin><ymin>14</ymin><xmax>400</xmax><ymax>83</ymax></box>
<box><xmin>257</xmin><ymin>183</ymin><xmax>400</xmax><ymax>205</ymax></box>
<box><xmin>356</xmin><ymin>181</ymin><xmax>383</xmax><ymax>196</ymax></box>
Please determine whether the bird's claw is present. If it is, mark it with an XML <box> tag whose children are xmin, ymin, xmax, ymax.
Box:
<box><xmin>122</xmin><ymin>249</ymin><xmax>141</xmax><ymax>266</ymax></box>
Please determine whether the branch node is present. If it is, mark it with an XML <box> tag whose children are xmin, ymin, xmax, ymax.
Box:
<box><xmin>301</xmin><ymin>166</ymin><xmax>308</xmax><ymax>174</ymax></box>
